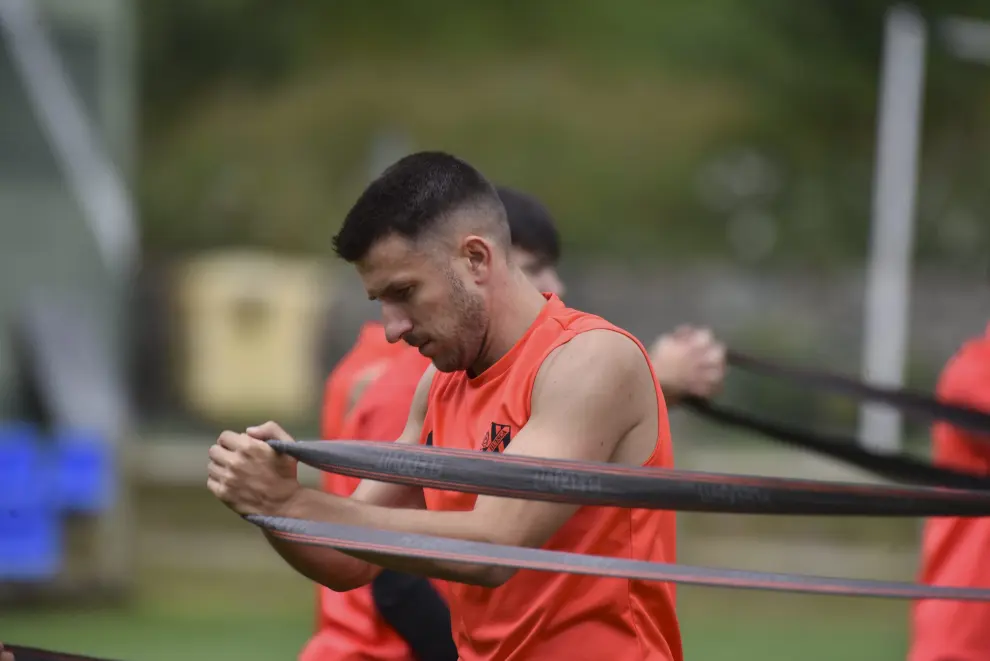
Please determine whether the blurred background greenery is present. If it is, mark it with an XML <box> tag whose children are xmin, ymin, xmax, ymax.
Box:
<box><xmin>138</xmin><ymin>0</ymin><xmax>990</xmax><ymax>269</ymax></box>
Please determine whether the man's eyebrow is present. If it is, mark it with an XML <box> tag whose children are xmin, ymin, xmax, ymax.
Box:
<box><xmin>368</xmin><ymin>281</ymin><xmax>413</xmax><ymax>301</ymax></box>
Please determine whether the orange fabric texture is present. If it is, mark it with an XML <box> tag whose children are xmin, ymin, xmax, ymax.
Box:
<box><xmin>318</xmin><ymin>322</ymin><xmax>405</xmax><ymax>443</ymax></box>
<box><xmin>420</xmin><ymin>294</ymin><xmax>682</xmax><ymax>661</ymax></box>
<box><xmin>910</xmin><ymin>324</ymin><xmax>990</xmax><ymax>661</ymax></box>
<box><xmin>304</xmin><ymin>321</ymin><xmax>418</xmax><ymax>661</ymax></box>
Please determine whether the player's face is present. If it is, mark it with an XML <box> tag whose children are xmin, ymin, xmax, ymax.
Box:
<box><xmin>358</xmin><ymin>234</ymin><xmax>489</xmax><ymax>373</ymax></box>
<box><xmin>512</xmin><ymin>247</ymin><xmax>564</xmax><ymax>297</ymax></box>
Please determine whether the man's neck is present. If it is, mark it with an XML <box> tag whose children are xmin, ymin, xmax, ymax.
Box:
<box><xmin>468</xmin><ymin>271</ymin><xmax>548</xmax><ymax>377</ymax></box>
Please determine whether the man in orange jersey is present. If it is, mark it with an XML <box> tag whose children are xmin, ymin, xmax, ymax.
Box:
<box><xmin>303</xmin><ymin>185</ymin><xmax>571</xmax><ymax>661</ymax></box>
<box><xmin>209</xmin><ymin>151</ymin><xmax>690</xmax><ymax>660</ymax></box>
<box><xmin>909</xmin><ymin>322</ymin><xmax>990</xmax><ymax>661</ymax></box>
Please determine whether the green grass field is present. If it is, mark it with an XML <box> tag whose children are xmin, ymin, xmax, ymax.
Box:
<box><xmin>2</xmin><ymin>611</ymin><xmax>907</xmax><ymax>661</ymax></box>
<box><xmin>2</xmin><ymin>571</ymin><xmax>910</xmax><ymax>661</ymax></box>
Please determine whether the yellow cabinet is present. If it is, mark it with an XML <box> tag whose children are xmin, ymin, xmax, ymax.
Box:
<box><xmin>173</xmin><ymin>250</ymin><xmax>333</xmax><ymax>423</ymax></box>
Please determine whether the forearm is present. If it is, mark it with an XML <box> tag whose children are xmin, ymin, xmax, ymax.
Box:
<box><xmin>282</xmin><ymin>488</ymin><xmax>511</xmax><ymax>587</ymax></box>
<box><xmin>262</xmin><ymin>528</ymin><xmax>380</xmax><ymax>592</ymax></box>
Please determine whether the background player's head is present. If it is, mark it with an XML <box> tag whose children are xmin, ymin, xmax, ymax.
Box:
<box><xmin>333</xmin><ymin>151</ymin><xmax>514</xmax><ymax>372</ymax></box>
<box><xmin>497</xmin><ymin>186</ymin><xmax>565</xmax><ymax>297</ymax></box>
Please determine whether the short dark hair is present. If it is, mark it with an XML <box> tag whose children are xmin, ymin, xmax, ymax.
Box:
<box><xmin>497</xmin><ymin>186</ymin><xmax>561</xmax><ymax>266</ymax></box>
<box><xmin>332</xmin><ymin>151</ymin><xmax>506</xmax><ymax>262</ymax></box>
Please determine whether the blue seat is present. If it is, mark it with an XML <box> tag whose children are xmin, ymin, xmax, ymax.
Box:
<box><xmin>0</xmin><ymin>508</ymin><xmax>62</xmax><ymax>581</ymax></box>
<box><xmin>0</xmin><ymin>422</ymin><xmax>48</xmax><ymax>509</ymax></box>
<box><xmin>53</xmin><ymin>428</ymin><xmax>115</xmax><ymax>514</ymax></box>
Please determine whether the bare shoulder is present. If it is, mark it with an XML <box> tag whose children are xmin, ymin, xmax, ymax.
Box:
<box><xmin>529</xmin><ymin>329</ymin><xmax>658</xmax><ymax>464</ymax></box>
<box><xmin>532</xmin><ymin>329</ymin><xmax>655</xmax><ymax>417</ymax></box>
<box><xmin>537</xmin><ymin>329</ymin><xmax>650</xmax><ymax>386</ymax></box>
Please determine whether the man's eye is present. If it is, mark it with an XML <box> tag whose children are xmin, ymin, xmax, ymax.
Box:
<box><xmin>394</xmin><ymin>287</ymin><xmax>413</xmax><ymax>301</ymax></box>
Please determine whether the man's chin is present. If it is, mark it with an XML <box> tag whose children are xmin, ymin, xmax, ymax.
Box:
<box><xmin>430</xmin><ymin>357</ymin><xmax>461</xmax><ymax>373</ymax></box>
<box><xmin>428</xmin><ymin>350</ymin><xmax>468</xmax><ymax>373</ymax></box>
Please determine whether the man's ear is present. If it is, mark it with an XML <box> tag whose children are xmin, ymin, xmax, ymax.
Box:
<box><xmin>461</xmin><ymin>235</ymin><xmax>495</xmax><ymax>284</ymax></box>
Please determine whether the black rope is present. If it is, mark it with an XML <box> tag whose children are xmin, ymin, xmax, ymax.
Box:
<box><xmin>726</xmin><ymin>349</ymin><xmax>990</xmax><ymax>435</ymax></box>
<box><xmin>681</xmin><ymin>397</ymin><xmax>990</xmax><ymax>490</ymax></box>
<box><xmin>675</xmin><ymin>348</ymin><xmax>990</xmax><ymax>490</ymax></box>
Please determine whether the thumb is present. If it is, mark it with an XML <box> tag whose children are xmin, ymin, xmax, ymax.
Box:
<box><xmin>246</xmin><ymin>420</ymin><xmax>294</xmax><ymax>443</ymax></box>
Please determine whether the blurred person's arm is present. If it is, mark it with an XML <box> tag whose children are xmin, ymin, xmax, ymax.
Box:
<box><xmin>649</xmin><ymin>326</ymin><xmax>726</xmax><ymax>404</ymax></box>
<box><xmin>0</xmin><ymin>642</ymin><xmax>12</xmax><ymax>661</ymax></box>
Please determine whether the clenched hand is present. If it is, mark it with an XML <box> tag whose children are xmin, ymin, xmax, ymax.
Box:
<box><xmin>649</xmin><ymin>326</ymin><xmax>726</xmax><ymax>401</ymax></box>
<box><xmin>207</xmin><ymin>421</ymin><xmax>300</xmax><ymax>517</ymax></box>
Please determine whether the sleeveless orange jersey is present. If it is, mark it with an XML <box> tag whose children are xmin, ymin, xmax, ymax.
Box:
<box><xmin>909</xmin><ymin>324</ymin><xmax>990</xmax><ymax>661</ymax></box>
<box><xmin>420</xmin><ymin>293</ymin><xmax>682</xmax><ymax>661</ymax></box>
<box><xmin>304</xmin><ymin>321</ymin><xmax>416</xmax><ymax>661</ymax></box>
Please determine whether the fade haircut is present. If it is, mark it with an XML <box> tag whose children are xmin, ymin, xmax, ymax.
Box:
<box><xmin>497</xmin><ymin>186</ymin><xmax>562</xmax><ymax>267</ymax></box>
<box><xmin>332</xmin><ymin>151</ymin><xmax>509</xmax><ymax>263</ymax></box>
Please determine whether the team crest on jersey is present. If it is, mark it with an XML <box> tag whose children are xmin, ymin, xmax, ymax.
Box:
<box><xmin>481</xmin><ymin>422</ymin><xmax>512</xmax><ymax>453</ymax></box>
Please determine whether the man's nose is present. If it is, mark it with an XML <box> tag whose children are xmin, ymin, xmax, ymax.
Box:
<box><xmin>381</xmin><ymin>305</ymin><xmax>413</xmax><ymax>343</ymax></box>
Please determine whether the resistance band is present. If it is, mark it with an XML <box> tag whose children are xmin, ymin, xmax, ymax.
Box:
<box><xmin>248</xmin><ymin>514</ymin><xmax>990</xmax><ymax>602</ymax></box>
<box><xmin>273</xmin><ymin>440</ymin><xmax>990</xmax><ymax>517</ymax></box>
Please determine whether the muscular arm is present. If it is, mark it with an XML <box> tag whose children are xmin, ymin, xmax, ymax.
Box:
<box><xmin>277</xmin><ymin>330</ymin><xmax>656</xmax><ymax>588</ymax></box>
<box><xmin>262</xmin><ymin>365</ymin><xmax>437</xmax><ymax>591</ymax></box>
